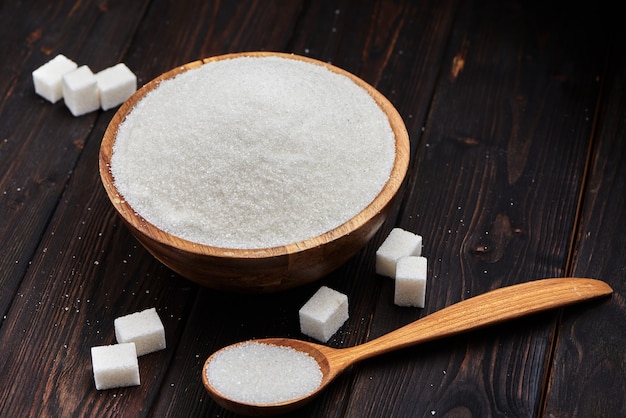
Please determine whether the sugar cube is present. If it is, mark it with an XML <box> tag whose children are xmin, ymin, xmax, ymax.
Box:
<box><xmin>62</xmin><ymin>65</ymin><xmax>99</xmax><ymax>116</ymax></box>
<box><xmin>114</xmin><ymin>307</ymin><xmax>166</xmax><ymax>356</ymax></box>
<box><xmin>299</xmin><ymin>286</ymin><xmax>349</xmax><ymax>342</ymax></box>
<box><xmin>95</xmin><ymin>63</ymin><xmax>137</xmax><ymax>111</ymax></box>
<box><xmin>375</xmin><ymin>228</ymin><xmax>423</xmax><ymax>278</ymax></box>
<box><xmin>91</xmin><ymin>342</ymin><xmax>140</xmax><ymax>390</ymax></box>
<box><xmin>32</xmin><ymin>54</ymin><xmax>78</xmax><ymax>103</ymax></box>
<box><xmin>394</xmin><ymin>256</ymin><xmax>428</xmax><ymax>307</ymax></box>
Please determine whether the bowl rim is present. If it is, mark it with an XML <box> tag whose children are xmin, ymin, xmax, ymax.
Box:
<box><xmin>99</xmin><ymin>51</ymin><xmax>410</xmax><ymax>259</ymax></box>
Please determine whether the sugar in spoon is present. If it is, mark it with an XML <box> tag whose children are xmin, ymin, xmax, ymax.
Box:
<box><xmin>202</xmin><ymin>277</ymin><xmax>612</xmax><ymax>416</ymax></box>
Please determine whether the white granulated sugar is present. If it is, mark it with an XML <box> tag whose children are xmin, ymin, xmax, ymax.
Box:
<box><xmin>205</xmin><ymin>341</ymin><xmax>323</xmax><ymax>405</ymax></box>
<box><xmin>111</xmin><ymin>55</ymin><xmax>395</xmax><ymax>248</ymax></box>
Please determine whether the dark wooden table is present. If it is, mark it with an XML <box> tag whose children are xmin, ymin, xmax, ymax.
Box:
<box><xmin>1</xmin><ymin>1</ymin><xmax>624</xmax><ymax>417</ymax></box>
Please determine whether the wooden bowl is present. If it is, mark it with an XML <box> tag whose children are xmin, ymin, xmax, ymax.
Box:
<box><xmin>99</xmin><ymin>52</ymin><xmax>410</xmax><ymax>293</ymax></box>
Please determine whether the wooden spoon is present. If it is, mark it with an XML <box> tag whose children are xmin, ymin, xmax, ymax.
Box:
<box><xmin>202</xmin><ymin>277</ymin><xmax>612</xmax><ymax>416</ymax></box>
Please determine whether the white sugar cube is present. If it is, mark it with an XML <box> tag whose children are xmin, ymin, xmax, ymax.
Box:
<box><xmin>62</xmin><ymin>65</ymin><xmax>99</xmax><ymax>116</ymax></box>
<box><xmin>394</xmin><ymin>256</ymin><xmax>428</xmax><ymax>307</ymax></box>
<box><xmin>114</xmin><ymin>307</ymin><xmax>165</xmax><ymax>356</ymax></box>
<box><xmin>375</xmin><ymin>228</ymin><xmax>423</xmax><ymax>278</ymax></box>
<box><xmin>299</xmin><ymin>286</ymin><xmax>349</xmax><ymax>342</ymax></box>
<box><xmin>32</xmin><ymin>54</ymin><xmax>78</xmax><ymax>103</ymax></box>
<box><xmin>95</xmin><ymin>63</ymin><xmax>137</xmax><ymax>111</ymax></box>
<box><xmin>91</xmin><ymin>342</ymin><xmax>140</xmax><ymax>390</ymax></box>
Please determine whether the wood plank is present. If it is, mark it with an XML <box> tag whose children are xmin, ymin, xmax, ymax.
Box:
<box><xmin>1</xmin><ymin>0</ymin><xmax>620</xmax><ymax>417</ymax></box>
<box><xmin>543</xmin><ymin>22</ymin><xmax>626</xmax><ymax>418</ymax></box>
<box><xmin>343</xmin><ymin>1</ymin><xmax>611</xmax><ymax>416</ymax></box>
<box><xmin>0</xmin><ymin>121</ymin><xmax>199</xmax><ymax>417</ymax></box>
<box><xmin>122</xmin><ymin>0</ymin><xmax>308</xmax><ymax>82</ymax></box>
<box><xmin>0</xmin><ymin>0</ymin><xmax>149</xmax><ymax>315</ymax></box>
<box><xmin>0</xmin><ymin>0</ymin><xmax>158</xmax><ymax>416</ymax></box>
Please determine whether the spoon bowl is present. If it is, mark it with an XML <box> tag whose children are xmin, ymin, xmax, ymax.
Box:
<box><xmin>202</xmin><ymin>338</ymin><xmax>335</xmax><ymax>415</ymax></box>
<box><xmin>202</xmin><ymin>277</ymin><xmax>612</xmax><ymax>416</ymax></box>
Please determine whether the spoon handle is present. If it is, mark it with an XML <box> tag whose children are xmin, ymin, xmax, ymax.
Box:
<box><xmin>338</xmin><ymin>278</ymin><xmax>611</xmax><ymax>365</ymax></box>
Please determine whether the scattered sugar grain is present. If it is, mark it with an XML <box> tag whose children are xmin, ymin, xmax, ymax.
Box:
<box><xmin>205</xmin><ymin>341</ymin><xmax>322</xmax><ymax>405</ymax></box>
<box><xmin>110</xmin><ymin>55</ymin><xmax>395</xmax><ymax>248</ymax></box>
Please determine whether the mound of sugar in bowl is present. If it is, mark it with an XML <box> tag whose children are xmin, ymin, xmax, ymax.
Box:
<box><xmin>110</xmin><ymin>55</ymin><xmax>396</xmax><ymax>249</ymax></box>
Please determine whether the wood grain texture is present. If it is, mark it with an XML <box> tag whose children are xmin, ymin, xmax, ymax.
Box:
<box><xmin>0</xmin><ymin>0</ymin><xmax>150</xmax><ymax>314</ymax></box>
<box><xmin>0</xmin><ymin>0</ymin><xmax>623</xmax><ymax>417</ymax></box>
<box><xmin>345</xmin><ymin>0</ymin><xmax>612</xmax><ymax>416</ymax></box>
<box><xmin>543</xmin><ymin>16</ymin><xmax>626</xmax><ymax>417</ymax></box>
